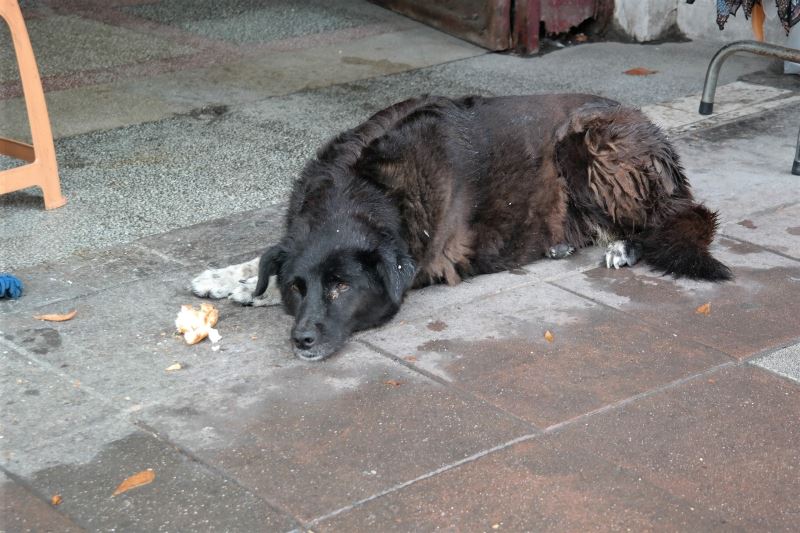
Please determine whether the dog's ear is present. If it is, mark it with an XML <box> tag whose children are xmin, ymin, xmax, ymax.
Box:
<box><xmin>254</xmin><ymin>245</ymin><xmax>285</xmax><ymax>296</ymax></box>
<box><xmin>375</xmin><ymin>244</ymin><xmax>416</xmax><ymax>305</ymax></box>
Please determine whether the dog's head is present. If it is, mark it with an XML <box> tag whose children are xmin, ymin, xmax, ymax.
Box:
<box><xmin>255</xmin><ymin>230</ymin><xmax>415</xmax><ymax>361</ymax></box>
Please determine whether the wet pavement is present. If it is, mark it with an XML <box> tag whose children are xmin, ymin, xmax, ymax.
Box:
<box><xmin>1</xmin><ymin>1</ymin><xmax>800</xmax><ymax>531</ymax></box>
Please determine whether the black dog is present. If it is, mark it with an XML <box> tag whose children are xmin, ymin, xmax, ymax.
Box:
<box><xmin>192</xmin><ymin>94</ymin><xmax>730</xmax><ymax>361</ymax></box>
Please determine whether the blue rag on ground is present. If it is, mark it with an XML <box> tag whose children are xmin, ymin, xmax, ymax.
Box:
<box><xmin>0</xmin><ymin>274</ymin><xmax>23</xmax><ymax>299</ymax></box>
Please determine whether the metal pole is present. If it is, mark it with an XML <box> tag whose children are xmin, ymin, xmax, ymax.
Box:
<box><xmin>699</xmin><ymin>40</ymin><xmax>800</xmax><ymax>115</ymax></box>
<box><xmin>793</xmin><ymin>125</ymin><xmax>800</xmax><ymax>176</ymax></box>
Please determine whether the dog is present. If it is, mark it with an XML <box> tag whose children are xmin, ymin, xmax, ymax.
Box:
<box><xmin>192</xmin><ymin>94</ymin><xmax>731</xmax><ymax>361</ymax></box>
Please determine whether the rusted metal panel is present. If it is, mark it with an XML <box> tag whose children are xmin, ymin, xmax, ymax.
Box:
<box><xmin>370</xmin><ymin>0</ymin><xmax>511</xmax><ymax>51</ymax></box>
<box><xmin>540</xmin><ymin>0</ymin><xmax>598</xmax><ymax>34</ymax></box>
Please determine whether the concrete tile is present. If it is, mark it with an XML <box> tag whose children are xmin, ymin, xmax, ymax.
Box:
<box><xmin>0</xmin><ymin>471</ymin><xmax>84</xmax><ymax>533</ymax></box>
<box><xmin>24</xmin><ymin>431</ymin><xmax>299</xmax><ymax>532</ymax></box>
<box><xmin>0</xmin><ymin>245</ymin><xmax>183</xmax><ymax>314</ymax></box>
<box><xmin>317</xmin><ymin>438</ymin><xmax>734</xmax><ymax>532</ymax></box>
<box><xmin>136</xmin><ymin>342</ymin><xmax>533</xmax><ymax>521</ymax></box>
<box><xmin>0</xmin><ymin>14</ymin><xmax>193</xmax><ymax>82</ymax></box>
<box><xmin>674</xmin><ymin>107</ymin><xmax>800</xmax><ymax>224</ymax></box>
<box><xmin>135</xmin><ymin>204</ymin><xmax>285</xmax><ymax>266</ymax></box>
<box><xmin>553</xmin><ymin>365</ymin><xmax>800</xmax><ymax>531</ymax></box>
<box><xmin>660</xmin><ymin>81</ymin><xmax>790</xmax><ymax>115</ymax></box>
<box><xmin>0</xmin><ymin>348</ymin><xmax>117</xmax><ymax>464</ymax></box>
<box><xmin>0</xmin><ymin>270</ymin><xmax>288</xmax><ymax>407</ymax></box>
<box><xmin>366</xmin><ymin>282</ymin><xmax>728</xmax><ymax>428</ymax></box>
<box><xmin>554</xmin><ymin>239</ymin><xmax>800</xmax><ymax>360</ymax></box>
<box><xmin>641</xmin><ymin>103</ymin><xmax>700</xmax><ymax>131</ymax></box>
<box><xmin>721</xmin><ymin>202</ymin><xmax>800</xmax><ymax>260</ymax></box>
<box><xmin>752</xmin><ymin>342</ymin><xmax>800</xmax><ymax>383</ymax></box>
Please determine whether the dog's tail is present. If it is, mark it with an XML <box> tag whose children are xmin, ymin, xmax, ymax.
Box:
<box><xmin>635</xmin><ymin>204</ymin><xmax>731</xmax><ymax>281</ymax></box>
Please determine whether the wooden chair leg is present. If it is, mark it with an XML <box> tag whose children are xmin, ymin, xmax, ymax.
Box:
<box><xmin>0</xmin><ymin>0</ymin><xmax>65</xmax><ymax>210</ymax></box>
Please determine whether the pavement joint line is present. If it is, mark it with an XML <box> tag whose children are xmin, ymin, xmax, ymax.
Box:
<box><xmin>0</xmin><ymin>464</ymin><xmax>87</xmax><ymax>530</ymax></box>
<box><xmin>748</xmin><ymin>361</ymin><xmax>800</xmax><ymax>385</ymax></box>
<box><xmin>739</xmin><ymin>334</ymin><xmax>800</xmax><ymax>366</ymax></box>
<box><xmin>542</xmin><ymin>360</ymin><xmax>739</xmax><ymax>434</ymax></box>
<box><xmin>546</xmin><ymin>280</ymin><xmax>739</xmax><ymax>360</ymax></box>
<box><xmin>131</xmin><ymin>419</ymin><xmax>309</xmax><ymax>530</ymax></box>
<box><xmin>305</xmin><ymin>430</ymin><xmax>542</xmax><ymax>527</ymax></box>
<box><xmin>357</xmin><ymin>339</ymin><xmax>543</xmax><ymax>433</ymax></box>
<box><xmin>723</xmin><ymin>200</ymin><xmax>800</xmax><ymax>220</ymax></box>
<box><xmin>717</xmin><ymin>233</ymin><xmax>800</xmax><ymax>264</ymax></box>
<box><xmin>128</xmin><ymin>242</ymin><xmax>193</xmax><ymax>267</ymax></box>
<box><xmin>667</xmin><ymin>93</ymin><xmax>800</xmax><ymax>138</ymax></box>
<box><xmin>307</xmin><ymin>358</ymin><xmax>740</xmax><ymax>527</ymax></box>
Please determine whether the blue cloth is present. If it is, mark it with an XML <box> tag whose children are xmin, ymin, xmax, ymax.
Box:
<box><xmin>0</xmin><ymin>274</ymin><xmax>23</xmax><ymax>299</ymax></box>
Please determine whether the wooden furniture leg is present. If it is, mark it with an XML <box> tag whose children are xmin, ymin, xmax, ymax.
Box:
<box><xmin>0</xmin><ymin>0</ymin><xmax>65</xmax><ymax>210</ymax></box>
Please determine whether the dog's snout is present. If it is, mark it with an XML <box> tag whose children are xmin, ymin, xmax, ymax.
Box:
<box><xmin>292</xmin><ymin>328</ymin><xmax>317</xmax><ymax>349</ymax></box>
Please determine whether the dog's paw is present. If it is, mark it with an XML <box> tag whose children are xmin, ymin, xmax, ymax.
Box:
<box><xmin>548</xmin><ymin>243</ymin><xmax>575</xmax><ymax>259</ymax></box>
<box><xmin>191</xmin><ymin>258</ymin><xmax>260</xmax><ymax>299</ymax></box>
<box><xmin>229</xmin><ymin>275</ymin><xmax>281</xmax><ymax>307</ymax></box>
<box><xmin>604</xmin><ymin>240</ymin><xmax>642</xmax><ymax>269</ymax></box>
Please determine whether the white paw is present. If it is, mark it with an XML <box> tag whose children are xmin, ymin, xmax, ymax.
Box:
<box><xmin>191</xmin><ymin>258</ymin><xmax>260</xmax><ymax>299</ymax></box>
<box><xmin>604</xmin><ymin>240</ymin><xmax>641</xmax><ymax>269</ymax></box>
<box><xmin>229</xmin><ymin>275</ymin><xmax>281</xmax><ymax>307</ymax></box>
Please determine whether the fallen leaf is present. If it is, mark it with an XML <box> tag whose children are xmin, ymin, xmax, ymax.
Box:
<box><xmin>51</xmin><ymin>494</ymin><xmax>62</xmax><ymax>506</ymax></box>
<box><xmin>707</xmin><ymin>378</ymin><xmax>716</xmax><ymax>384</ymax></box>
<box><xmin>34</xmin><ymin>309</ymin><xmax>77</xmax><ymax>322</ymax></box>
<box><xmin>573</xmin><ymin>33</ymin><xmax>588</xmax><ymax>42</ymax></box>
<box><xmin>383</xmin><ymin>379</ymin><xmax>403</xmax><ymax>387</ymax></box>
<box><xmin>403</xmin><ymin>355</ymin><xmax>418</xmax><ymax>362</ymax></box>
<box><xmin>165</xmin><ymin>363</ymin><xmax>182</xmax><ymax>372</ymax></box>
<box><xmin>544</xmin><ymin>330</ymin><xmax>554</xmax><ymax>343</ymax></box>
<box><xmin>624</xmin><ymin>67</ymin><xmax>658</xmax><ymax>76</ymax></box>
<box><xmin>695</xmin><ymin>303</ymin><xmax>711</xmax><ymax>315</ymax></box>
<box><xmin>112</xmin><ymin>469</ymin><xmax>155</xmax><ymax>496</ymax></box>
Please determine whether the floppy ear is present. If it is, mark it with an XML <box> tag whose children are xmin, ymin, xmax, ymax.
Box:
<box><xmin>253</xmin><ymin>245</ymin><xmax>285</xmax><ymax>296</ymax></box>
<box><xmin>375</xmin><ymin>244</ymin><xmax>416</xmax><ymax>305</ymax></box>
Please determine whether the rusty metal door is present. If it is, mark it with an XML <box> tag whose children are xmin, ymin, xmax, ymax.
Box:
<box><xmin>370</xmin><ymin>0</ymin><xmax>607</xmax><ymax>54</ymax></box>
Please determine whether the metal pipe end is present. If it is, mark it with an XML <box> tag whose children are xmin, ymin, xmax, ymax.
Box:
<box><xmin>792</xmin><ymin>160</ymin><xmax>800</xmax><ymax>176</ymax></box>
<box><xmin>699</xmin><ymin>101</ymin><xmax>714</xmax><ymax>115</ymax></box>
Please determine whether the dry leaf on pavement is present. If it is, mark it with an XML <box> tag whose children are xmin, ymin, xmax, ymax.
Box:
<box><xmin>34</xmin><ymin>310</ymin><xmax>77</xmax><ymax>322</ymax></box>
<box><xmin>165</xmin><ymin>363</ymin><xmax>182</xmax><ymax>372</ymax></box>
<box><xmin>695</xmin><ymin>303</ymin><xmax>711</xmax><ymax>315</ymax></box>
<box><xmin>112</xmin><ymin>469</ymin><xmax>155</xmax><ymax>496</ymax></box>
<box><xmin>50</xmin><ymin>495</ymin><xmax>62</xmax><ymax>506</ymax></box>
<box><xmin>624</xmin><ymin>67</ymin><xmax>658</xmax><ymax>76</ymax></box>
<box><xmin>544</xmin><ymin>330</ymin><xmax>554</xmax><ymax>343</ymax></box>
<box><xmin>383</xmin><ymin>379</ymin><xmax>403</xmax><ymax>387</ymax></box>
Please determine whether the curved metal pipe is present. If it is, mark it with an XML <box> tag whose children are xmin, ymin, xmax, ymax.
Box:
<box><xmin>699</xmin><ymin>40</ymin><xmax>800</xmax><ymax>115</ymax></box>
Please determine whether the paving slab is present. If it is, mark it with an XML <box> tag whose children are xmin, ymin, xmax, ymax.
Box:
<box><xmin>317</xmin><ymin>435</ymin><xmax>734</xmax><ymax>532</ymax></box>
<box><xmin>673</xmin><ymin>106</ymin><xmax>800</xmax><ymax>225</ymax></box>
<box><xmin>23</xmin><ymin>431</ymin><xmax>299</xmax><ymax>532</ymax></box>
<box><xmin>366</xmin><ymin>281</ymin><xmax>729</xmax><ymax>428</ymax></box>
<box><xmin>321</xmin><ymin>365</ymin><xmax>799</xmax><ymax>531</ymax></box>
<box><xmin>752</xmin><ymin>341</ymin><xmax>800</xmax><ymax>383</ymax></box>
<box><xmin>549</xmin><ymin>365</ymin><xmax>800</xmax><ymax>532</ymax></box>
<box><xmin>555</xmin><ymin>239</ymin><xmax>800</xmax><ymax>360</ymax></box>
<box><xmin>0</xmin><ymin>471</ymin><xmax>84</xmax><ymax>533</ymax></box>
<box><xmin>0</xmin><ymin>244</ymin><xmax>184</xmax><ymax>313</ymax></box>
<box><xmin>136</xmin><ymin>342</ymin><xmax>534</xmax><ymax>522</ymax></box>
<box><xmin>0</xmin><ymin>14</ymin><xmax>194</xmax><ymax>83</ymax></box>
<box><xmin>721</xmin><ymin>202</ymin><xmax>800</xmax><ymax>260</ymax></box>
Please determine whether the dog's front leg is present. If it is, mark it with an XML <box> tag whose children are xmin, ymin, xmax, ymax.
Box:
<box><xmin>191</xmin><ymin>257</ymin><xmax>281</xmax><ymax>307</ymax></box>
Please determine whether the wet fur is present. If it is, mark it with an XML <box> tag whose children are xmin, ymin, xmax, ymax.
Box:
<box><xmin>253</xmin><ymin>94</ymin><xmax>730</xmax><ymax>359</ymax></box>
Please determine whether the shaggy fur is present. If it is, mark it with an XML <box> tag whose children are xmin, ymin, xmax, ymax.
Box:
<box><xmin>194</xmin><ymin>94</ymin><xmax>731</xmax><ymax>361</ymax></box>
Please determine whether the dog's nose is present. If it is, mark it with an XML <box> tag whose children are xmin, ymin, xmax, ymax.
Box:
<box><xmin>293</xmin><ymin>329</ymin><xmax>317</xmax><ymax>349</ymax></box>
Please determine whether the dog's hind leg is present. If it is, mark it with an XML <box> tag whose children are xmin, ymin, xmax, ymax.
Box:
<box><xmin>548</xmin><ymin>243</ymin><xmax>575</xmax><ymax>259</ymax></box>
<box><xmin>191</xmin><ymin>258</ymin><xmax>281</xmax><ymax>306</ymax></box>
<box><xmin>604</xmin><ymin>240</ymin><xmax>642</xmax><ymax>269</ymax></box>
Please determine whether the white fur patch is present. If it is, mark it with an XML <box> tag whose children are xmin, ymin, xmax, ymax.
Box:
<box><xmin>604</xmin><ymin>240</ymin><xmax>641</xmax><ymax>269</ymax></box>
<box><xmin>191</xmin><ymin>257</ymin><xmax>281</xmax><ymax>307</ymax></box>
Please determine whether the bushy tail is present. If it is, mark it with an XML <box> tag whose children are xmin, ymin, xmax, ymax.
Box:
<box><xmin>636</xmin><ymin>204</ymin><xmax>732</xmax><ymax>281</ymax></box>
